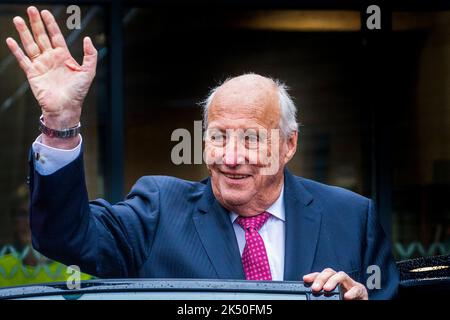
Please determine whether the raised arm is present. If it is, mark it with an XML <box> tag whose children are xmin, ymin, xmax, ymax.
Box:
<box><xmin>6</xmin><ymin>6</ymin><xmax>97</xmax><ymax>149</ymax></box>
<box><xmin>7</xmin><ymin>7</ymin><xmax>157</xmax><ymax>278</ymax></box>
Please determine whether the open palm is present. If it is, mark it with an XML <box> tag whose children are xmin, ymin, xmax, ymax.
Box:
<box><xmin>6</xmin><ymin>6</ymin><xmax>97</xmax><ymax>126</ymax></box>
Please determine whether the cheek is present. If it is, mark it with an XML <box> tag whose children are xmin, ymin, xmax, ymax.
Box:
<box><xmin>258</xmin><ymin>140</ymin><xmax>286</xmax><ymax>176</ymax></box>
<box><xmin>253</xmin><ymin>141</ymin><xmax>277</xmax><ymax>167</ymax></box>
<box><xmin>249</xmin><ymin>175</ymin><xmax>268</xmax><ymax>194</ymax></box>
<box><xmin>279</xmin><ymin>142</ymin><xmax>290</xmax><ymax>163</ymax></box>
<box><xmin>256</xmin><ymin>145</ymin><xmax>269</xmax><ymax>165</ymax></box>
<box><xmin>205</xmin><ymin>144</ymin><xmax>224</xmax><ymax>165</ymax></box>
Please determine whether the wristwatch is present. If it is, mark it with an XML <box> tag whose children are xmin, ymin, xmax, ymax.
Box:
<box><xmin>38</xmin><ymin>115</ymin><xmax>81</xmax><ymax>138</ymax></box>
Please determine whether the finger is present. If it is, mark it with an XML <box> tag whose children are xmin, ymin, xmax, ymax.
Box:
<box><xmin>5</xmin><ymin>37</ymin><xmax>33</xmax><ymax>74</ymax></box>
<box><xmin>12</xmin><ymin>16</ymin><xmax>41</xmax><ymax>58</ymax></box>
<box><xmin>40</xmin><ymin>9</ymin><xmax>68</xmax><ymax>50</ymax></box>
<box><xmin>303</xmin><ymin>272</ymin><xmax>320</xmax><ymax>283</ymax></box>
<box><xmin>82</xmin><ymin>37</ymin><xmax>97</xmax><ymax>73</ymax></box>
<box><xmin>311</xmin><ymin>268</ymin><xmax>336</xmax><ymax>292</ymax></box>
<box><xmin>343</xmin><ymin>285</ymin><xmax>368</xmax><ymax>300</ymax></box>
<box><xmin>27</xmin><ymin>6</ymin><xmax>52</xmax><ymax>51</ymax></box>
<box><xmin>323</xmin><ymin>271</ymin><xmax>349</xmax><ymax>292</ymax></box>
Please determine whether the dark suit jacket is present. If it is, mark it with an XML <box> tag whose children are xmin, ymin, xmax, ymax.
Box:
<box><xmin>28</xmin><ymin>149</ymin><xmax>399</xmax><ymax>299</ymax></box>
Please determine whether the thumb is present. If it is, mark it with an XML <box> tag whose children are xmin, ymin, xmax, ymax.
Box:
<box><xmin>82</xmin><ymin>36</ymin><xmax>97</xmax><ymax>73</ymax></box>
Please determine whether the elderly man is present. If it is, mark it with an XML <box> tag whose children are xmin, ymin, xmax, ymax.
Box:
<box><xmin>6</xmin><ymin>7</ymin><xmax>399</xmax><ymax>300</ymax></box>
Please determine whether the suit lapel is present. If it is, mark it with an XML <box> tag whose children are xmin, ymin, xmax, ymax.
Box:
<box><xmin>283</xmin><ymin>169</ymin><xmax>323</xmax><ymax>280</ymax></box>
<box><xmin>192</xmin><ymin>179</ymin><xmax>245</xmax><ymax>279</ymax></box>
<box><xmin>192</xmin><ymin>171</ymin><xmax>323</xmax><ymax>281</ymax></box>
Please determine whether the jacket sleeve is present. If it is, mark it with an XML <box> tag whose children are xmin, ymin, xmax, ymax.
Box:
<box><xmin>362</xmin><ymin>199</ymin><xmax>400</xmax><ymax>300</ymax></box>
<box><xmin>28</xmin><ymin>147</ymin><xmax>160</xmax><ymax>278</ymax></box>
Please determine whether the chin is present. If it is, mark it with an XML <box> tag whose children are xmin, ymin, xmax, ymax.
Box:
<box><xmin>220</xmin><ymin>190</ymin><xmax>253</xmax><ymax>207</ymax></box>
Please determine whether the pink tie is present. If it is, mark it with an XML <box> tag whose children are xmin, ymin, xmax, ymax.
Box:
<box><xmin>237</xmin><ymin>212</ymin><xmax>272</xmax><ymax>281</ymax></box>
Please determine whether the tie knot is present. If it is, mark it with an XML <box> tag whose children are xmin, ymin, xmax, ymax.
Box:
<box><xmin>237</xmin><ymin>211</ymin><xmax>270</xmax><ymax>232</ymax></box>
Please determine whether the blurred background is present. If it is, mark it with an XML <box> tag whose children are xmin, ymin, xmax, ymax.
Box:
<box><xmin>0</xmin><ymin>0</ymin><xmax>449</xmax><ymax>286</ymax></box>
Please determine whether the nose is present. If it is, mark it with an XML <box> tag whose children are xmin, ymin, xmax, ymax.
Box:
<box><xmin>223</xmin><ymin>135</ymin><xmax>245</xmax><ymax>167</ymax></box>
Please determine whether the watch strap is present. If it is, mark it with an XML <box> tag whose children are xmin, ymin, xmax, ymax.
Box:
<box><xmin>39</xmin><ymin>115</ymin><xmax>81</xmax><ymax>138</ymax></box>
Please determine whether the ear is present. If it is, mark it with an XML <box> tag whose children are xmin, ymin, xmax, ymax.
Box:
<box><xmin>283</xmin><ymin>131</ymin><xmax>298</xmax><ymax>164</ymax></box>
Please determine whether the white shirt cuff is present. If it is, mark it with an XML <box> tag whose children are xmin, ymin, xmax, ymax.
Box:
<box><xmin>32</xmin><ymin>134</ymin><xmax>82</xmax><ymax>176</ymax></box>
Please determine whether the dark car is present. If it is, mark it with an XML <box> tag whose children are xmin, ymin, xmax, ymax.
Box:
<box><xmin>396</xmin><ymin>254</ymin><xmax>450</xmax><ymax>299</ymax></box>
<box><xmin>0</xmin><ymin>279</ymin><xmax>341</xmax><ymax>300</ymax></box>
<box><xmin>1</xmin><ymin>255</ymin><xmax>448</xmax><ymax>300</ymax></box>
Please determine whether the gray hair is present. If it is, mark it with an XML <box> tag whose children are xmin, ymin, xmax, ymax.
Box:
<box><xmin>201</xmin><ymin>76</ymin><xmax>299</xmax><ymax>138</ymax></box>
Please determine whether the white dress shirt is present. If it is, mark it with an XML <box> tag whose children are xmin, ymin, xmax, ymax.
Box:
<box><xmin>32</xmin><ymin>134</ymin><xmax>286</xmax><ymax>280</ymax></box>
<box><xmin>32</xmin><ymin>134</ymin><xmax>82</xmax><ymax>175</ymax></box>
<box><xmin>230</xmin><ymin>186</ymin><xmax>285</xmax><ymax>281</ymax></box>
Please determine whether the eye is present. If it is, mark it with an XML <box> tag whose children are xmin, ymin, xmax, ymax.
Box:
<box><xmin>209</xmin><ymin>131</ymin><xmax>225</xmax><ymax>144</ymax></box>
<box><xmin>213</xmin><ymin>133</ymin><xmax>224</xmax><ymax>141</ymax></box>
<box><xmin>244</xmin><ymin>133</ymin><xmax>259</xmax><ymax>148</ymax></box>
<box><xmin>245</xmin><ymin>134</ymin><xmax>258</xmax><ymax>143</ymax></box>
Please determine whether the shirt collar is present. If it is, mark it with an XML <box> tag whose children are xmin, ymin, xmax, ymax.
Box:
<box><xmin>229</xmin><ymin>184</ymin><xmax>285</xmax><ymax>223</ymax></box>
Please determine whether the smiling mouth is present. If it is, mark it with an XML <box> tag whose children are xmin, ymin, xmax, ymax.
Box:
<box><xmin>222</xmin><ymin>173</ymin><xmax>251</xmax><ymax>180</ymax></box>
